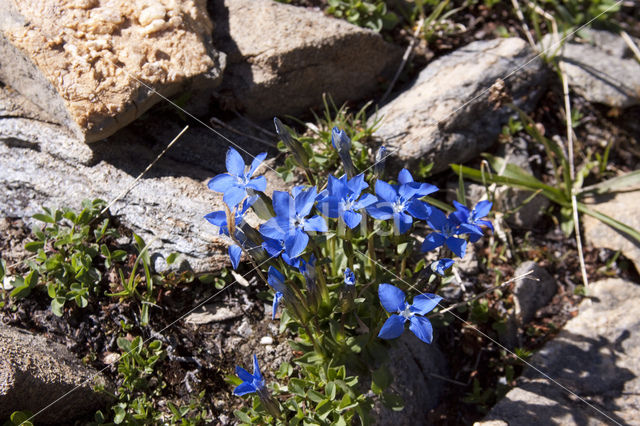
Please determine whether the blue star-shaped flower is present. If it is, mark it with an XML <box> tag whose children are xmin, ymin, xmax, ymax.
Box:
<box><xmin>317</xmin><ymin>174</ymin><xmax>377</xmax><ymax>229</ymax></box>
<box><xmin>259</xmin><ymin>187</ymin><xmax>327</xmax><ymax>259</ymax></box>
<box><xmin>208</xmin><ymin>148</ymin><xmax>267</xmax><ymax>209</ymax></box>
<box><xmin>451</xmin><ymin>200</ymin><xmax>493</xmax><ymax>242</ymax></box>
<box><xmin>204</xmin><ymin>196</ymin><xmax>257</xmax><ymax>269</ymax></box>
<box><xmin>366</xmin><ymin>169</ymin><xmax>437</xmax><ymax>234</ymax></box>
<box><xmin>233</xmin><ymin>354</ymin><xmax>265</xmax><ymax>396</ymax></box>
<box><xmin>343</xmin><ymin>267</ymin><xmax>355</xmax><ymax>286</ymax></box>
<box><xmin>378</xmin><ymin>284</ymin><xmax>442</xmax><ymax>344</ymax></box>
<box><xmin>421</xmin><ymin>207</ymin><xmax>468</xmax><ymax>258</ymax></box>
<box><xmin>431</xmin><ymin>258</ymin><xmax>455</xmax><ymax>276</ymax></box>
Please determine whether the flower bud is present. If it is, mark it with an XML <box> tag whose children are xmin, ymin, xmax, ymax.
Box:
<box><xmin>331</xmin><ymin>127</ymin><xmax>356</xmax><ymax>178</ymax></box>
<box><xmin>374</xmin><ymin>145</ymin><xmax>387</xmax><ymax>179</ymax></box>
<box><xmin>274</xmin><ymin>117</ymin><xmax>309</xmax><ymax>167</ymax></box>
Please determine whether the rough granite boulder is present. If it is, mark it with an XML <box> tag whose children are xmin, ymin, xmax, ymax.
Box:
<box><xmin>582</xmin><ymin>188</ymin><xmax>640</xmax><ymax>273</ymax></box>
<box><xmin>0</xmin><ymin>324</ymin><xmax>113</xmax><ymax>424</ymax></box>
<box><xmin>370</xmin><ymin>37</ymin><xmax>549</xmax><ymax>173</ymax></box>
<box><xmin>210</xmin><ymin>0</ymin><xmax>402</xmax><ymax>119</ymax></box>
<box><xmin>483</xmin><ymin>278</ymin><xmax>640</xmax><ymax>425</ymax></box>
<box><xmin>0</xmin><ymin>0</ymin><xmax>224</xmax><ymax>142</ymax></box>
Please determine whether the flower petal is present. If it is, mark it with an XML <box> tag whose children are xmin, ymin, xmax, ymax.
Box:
<box><xmin>397</xmin><ymin>183</ymin><xmax>419</xmax><ymax>200</ymax></box>
<box><xmin>252</xmin><ymin>354</ymin><xmax>262</xmax><ymax>380</ymax></box>
<box><xmin>303</xmin><ymin>215</ymin><xmax>328</xmax><ymax>233</ymax></box>
<box><xmin>223</xmin><ymin>186</ymin><xmax>247</xmax><ymax>209</ymax></box>
<box><xmin>235</xmin><ymin>366</ymin><xmax>253</xmax><ymax>383</ymax></box>
<box><xmin>409</xmin><ymin>316</ymin><xmax>434</xmax><ymax>344</ymax></box>
<box><xmin>431</xmin><ymin>258</ymin><xmax>455</xmax><ymax>275</ymax></box>
<box><xmin>272</xmin><ymin>191</ymin><xmax>293</xmax><ymax>218</ymax></box>
<box><xmin>246</xmin><ymin>176</ymin><xmax>267</xmax><ymax>192</ymax></box>
<box><xmin>259</xmin><ymin>217</ymin><xmax>287</xmax><ymax>240</ymax></box>
<box><xmin>375</xmin><ymin>180</ymin><xmax>398</xmax><ymax>203</ymax></box>
<box><xmin>406</xmin><ymin>199</ymin><xmax>431</xmax><ymax>220</ymax></box>
<box><xmin>427</xmin><ymin>208</ymin><xmax>447</xmax><ymax>231</ymax></box>
<box><xmin>394</xmin><ymin>212</ymin><xmax>413</xmax><ymax>235</ymax></box>
<box><xmin>249</xmin><ymin>152</ymin><xmax>268</xmax><ymax>177</ymax></box>
<box><xmin>366</xmin><ymin>204</ymin><xmax>394</xmax><ymax>220</ymax></box>
<box><xmin>410</xmin><ymin>294</ymin><xmax>442</xmax><ymax>315</ymax></box>
<box><xmin>378</xmin><ymin>283</ymin><xmax>407</xmax><ymax>313</ymax></box>
<box><xmin>421</xmin><ymin>233</ymin><xmax>446</xmax><ymax>252</ymax></box>
<box><xmin>204</xmin><ymin>210</ymin><xmax>227</xmax><ymax>228</ymax></box>
<box><xmin>398</xmin><ymin>169</ymin><xmax>414</xmax><ymax>184</ymax></box>
<box><xmin>229</xmin><ymin>245</ymin><xmax>242</xmax><ymax>270</ymax></box>
<box><xmin>347</xmin><ymin>174</ymin><xmax>368</xmax><ymax>197</ymax></box>
<box><xmin>267</xmin><ymin>266</ymin><xmax>286</xmax><ymax>293</ymax></box>
<box><xmin>226</xmin><ymin>148</ymin><xmax>246</xmax><ymax>177</ymax></box>
<box><xmin>295</xmin><ymin>187</ymin><xmax>318</xmax><ymax>217</ymax></box>
<box><xmin>342</xmin><ymin>210</ymin><xmax>362</xmax><ymax>229</ymax></box>
<box><xmin>445</xmin><ymin>237</ymin><xmax>467</xmax><ymax>258</ymax></box>
<box><xmin>378</xmin><ymin>314</ymin><xmax>406</xmax><ymax>340</ymax></box>
<box><xmin>233</xmin><ymin>381</ymin><xmax>257</xmax><ymax>396</ymax></box>
<box><xmin>473</xmin><ymin>200</ymin><xmax>493</xmax><ymax>219</ymax></box>
<box><xmin>355</xmin><ymin>193</ymin><xmax>378</xmax><ymax>209</ymax></box>
<box><xmin>271</xmin><ymin>291</ymin><xmax>283</xmax><ymax>320</ymax></box>
<box><xmin>208</xmin><ymin>173</ymin><xmax>236</xmax><ymax>193</ymax></box>
<box><xmin>285</xmin><ymin>228</ymin><xmax>309</xmax><ymax>259</ymax></box>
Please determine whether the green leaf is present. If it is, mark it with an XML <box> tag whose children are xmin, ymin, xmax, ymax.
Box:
<box><xmin>579</xmin><ymin>170</ymin><xmax>640</xmax><ymax>196</ymax></box>
<box><xmin>24</xmin><ymin>241</ymin><xmax>45</xmax><ymax>253</ymax></box>
<box><xmin>51</xmin><ymin>297</ymin><xmax>66</xmax><ymax>317</ymax></box>
<box><xmin>32</xmin><ymin>213</ymin><xmax>56</xmax><ymax>223</ymax></box>
<box><xmin>234</xmin><ymin>410</ymin><xmax>252</xmax><ymax>423</ymax></box>
<box><xmin>166</xmin><ymin>252</ymin><xmax>179</xmax><ymax>265</ymax></box>
<box><xmin>0</xmin><ymin>258</ymin><xmax>5</xmax><ymax>281</ymax></box>
<box><xmin>9</xmin><ymin>410</ymin><xmax>34</xmax><ymax>426</ymax></box>
<box><xmin>113</xmin><ymin>404</ymin><xmax>126</xmax><ymax>424</ymax></box>
<box><xmin>308</xmin><ymin>389</ymin><xmax>325</xmax><ymax>403</ymax></box>
<box><xmin>326</xmin><ymin>381</ymin><xmax>337</xmax><ymax>400</ymax></box>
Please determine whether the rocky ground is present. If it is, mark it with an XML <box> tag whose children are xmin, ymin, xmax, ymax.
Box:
<box><xmin>1</xmin><ymin>0</ymin><xmax>640</xmax><ymax>425</ymax></box>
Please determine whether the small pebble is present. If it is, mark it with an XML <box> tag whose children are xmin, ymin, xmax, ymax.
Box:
<box><xmin>260</xmin><ymin>336</ymin><xmax>273</xmax><ymax>345</ymax></box>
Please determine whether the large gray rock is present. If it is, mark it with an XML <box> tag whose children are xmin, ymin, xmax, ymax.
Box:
<box><xmin>0</xmin><ymin>324</ymin><xmax>113</xmax><ymax>424</ymax></box>
<box><xmin>0</xmin><ymin>0</ymin><xmax>224</xmax><ymax>142</ymax></box>
<box><xmin>210</xmin><ymin>0</ymin><xmax>401</xmax><ymax>119</ymax></box>
<box><xmin>484</xmin><ymin>278</ymin><xmax>640</xmax><ymax>425</ymax></box>
<box><xmin>582</xmin><ymin>189</ymin><xmax>640</xmax><ymax>273</ymax></box>
<box><xmin>371</xmin><ymin>37</ymin><xmax>549</xmax><ymax>173</ymax></box>
<box><xmin>542</xmin><ymin>29</ymin><xmax>640</xmax><ymax>108</ymax></box>
<box><xmin>373</xmin><ymin>334</ymin><xmax>448</xmax><ymax>425</ymax></box>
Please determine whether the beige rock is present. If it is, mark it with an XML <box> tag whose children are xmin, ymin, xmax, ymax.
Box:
<box><xmin>582</xmin><ymin>189</ymin><xmax>640</xmax><ymax>272</ymax></box>
<box><xmin>211</xmin><ymin>0</ymin><xmax>401</xmax><ymax>119</ymax></box>
<box><xmin>0</xmin><ymin>0</ymin><xmax>224</xmax><ymax>142</ymax></box>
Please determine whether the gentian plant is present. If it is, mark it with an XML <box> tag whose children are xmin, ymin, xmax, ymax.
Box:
<box><xmin>208</xmin><ymin>119</ymin><xmax>493</xmax><ymax>424</ymax></box>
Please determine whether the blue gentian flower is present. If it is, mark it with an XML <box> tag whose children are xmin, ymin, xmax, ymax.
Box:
<box><xmin>431</xmin><ymin>258</ymin><xmax>455</xmax><ymax>276</ymax></box>
<box><xmin>366</xmin><ymin>169</ymin><xmax>437</xmax><ymax>234</ymax></box>
<box><xmin>233</xmin><ymin>354</ymin><xmax>265</xmax><ymax>396</ymax></box>
<box><xmin>317</xmin><ymin>174</ymin><xmax>377</xmax><ymax>229</ymax></box>
<box><xmin>452</xmin><ymin>200</ymin><xmax>493</xmax><ymax>242</ymax></box>
<box><xmin>378</xmin><ymin>284</ymin><xmax>442</xmax><ymax>344</ymax></box>
<box><xmin>344</xmin><ymin>268</ymin><xmax>355</xmax><ymax>286</ymax></box>
<box><xmin>204</xmin><ymin>196</ymin><xmax>257</xmax><ymax>269</ymax></box>
<box><xmin>421</xmin><ymin>208</ymin><xmax>468</xmax><ymax>258</ymax></box>
<box><xmin>262</xmin><ymin>236</ymin><xmax>301</xmax><ymax>268</ymax></box>
<box><xmin>331</xmin><ymin>127</ymin><xmax>356</xmax><ymax>178</ymax></box>
<box><xmin>208</xmin><ymin>148</ymin><xmax>267</xmax><ymax>209</ymax></box>
<box><xmin>259</xmin><ymin>187</ymin><xmax>327</xmax><ymax>259</ymax></box>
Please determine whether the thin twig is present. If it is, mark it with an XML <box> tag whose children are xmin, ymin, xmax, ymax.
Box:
<box><xmin>620</xmin><ymin>30</ymin><xmax>640</xmax><ymax>63</ymax></box>
<box><xmin>379</xmin><ymin>17</ymin><xmax>425</xmax><ymax>105</ymax></box>
<box><xmin>510</xmin><ymin>0</ymin><xmax>536</xmax><ymax>48</ymax></box>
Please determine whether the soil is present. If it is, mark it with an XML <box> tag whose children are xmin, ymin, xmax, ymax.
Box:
<box><xmin>1</xmin><ymin>1</ymin><xmax>640</xmax><ymax>425</ymax></box>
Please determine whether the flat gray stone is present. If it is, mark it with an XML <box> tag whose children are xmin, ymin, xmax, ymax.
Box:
<box><xmin>210</xmin><ymin>0</ymin><xmax>401</xmax><ymax>119</ymax></box>
<box><xmin>542</xmin><ymin>29</ymin><xmax>640</xmax><ymax>108</ymax></box>
<box><xmin>484</xmin><ymin>278</ymin><xmax>640</xmax><ymax>425</ymax></box>
<box><xmin>0</xmin><ymin>324</ymin><xmax>113</xmax><ymax>424</ymax></box>
<box><xmin>583</xmin><ymin>189</ymin><xmax>640</xmax><ymax>273</ymax></box>
<box><xmin>371</xmin><ymin>37</ymin><xmax>549</xmax><ymax>173</ymax></box>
